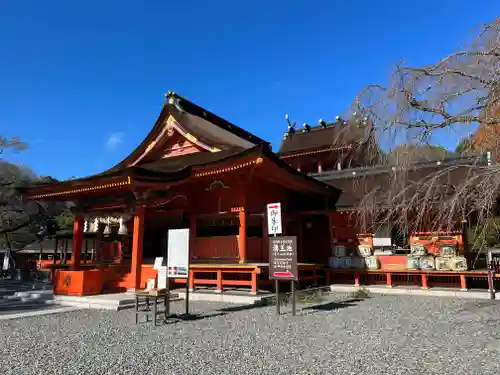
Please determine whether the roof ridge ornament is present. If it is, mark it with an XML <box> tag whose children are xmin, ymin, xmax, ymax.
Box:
<box><xmin>165</xmin><ymin>91</ymin><xmax>185</xmax><ymax>113</ymax></box>
<box><xmin>285</xmin><ymin>114</ymin><xmax>296</xmax><ymax>135</ymax></box>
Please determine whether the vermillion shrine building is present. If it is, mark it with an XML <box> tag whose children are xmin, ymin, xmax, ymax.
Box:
<box><xmin>24</xmin><ymin>92</ymin><xmax>492</xmax><ymax>296</ymax></box>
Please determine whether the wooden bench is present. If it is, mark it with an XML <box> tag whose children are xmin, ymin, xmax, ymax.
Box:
<box><xmin>134</xmin><ymin>288</ymin><xmax>170</xmax><ymax>326</ymax></box>
<box><xmin>173</xmin><ymin>264</ymin><xmax>261</xmax><ymax>294</ymax></box>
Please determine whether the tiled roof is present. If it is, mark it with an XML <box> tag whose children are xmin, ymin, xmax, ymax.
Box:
<box><xmin>313</xmin><ymin>154</ymin><xmax>489</xmax><ymax>209</ymax></box>
<box><xmin>278</xmin><ymin>118</ymin><xmax>373</xmax><ymax>156</ymax></box>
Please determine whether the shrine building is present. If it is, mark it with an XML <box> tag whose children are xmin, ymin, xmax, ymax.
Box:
<box><xmin>23</xmin><ymin>92</ymin><xmax>340</xmax><ymax>295</ymax></box>
<box><xmin>24</xmin><ymin>91</ymin><xmax>494</xmax><ymax>295</ymax></box>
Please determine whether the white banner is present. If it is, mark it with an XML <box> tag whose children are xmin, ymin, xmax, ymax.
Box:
<box><xmin>267</xmin><ymin>202</ymin><xmax>282</xmax><ymax>235</ymax></box>
<box><xmin>167</xmin><ymin>229</ymin><xmax>190</xmax><ymax>278</ymax></box>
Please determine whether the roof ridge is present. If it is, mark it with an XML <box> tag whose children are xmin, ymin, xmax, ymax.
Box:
<box><xmin>166</xmin><ymin>91</ymin><xmax>267</xmax><ymax>145</ymax></box>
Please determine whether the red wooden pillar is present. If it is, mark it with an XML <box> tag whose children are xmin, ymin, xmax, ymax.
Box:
<box><xmin>460</xmin><ymin>274</ymin><xmax>467</xmax><ymax>291</ymax></box>
<box><xmin>238</xmin><ymin>209</ymin><xmax>247</xmax><ymax>264</ymax></box>
<box><xmin>216</xmin><ymin>270</ymin><xmax>223</xmax><ymax>293</ymax></box>
<box><xmin>70</xmin><ymin>216</ymin><xmax>84</xmax><ymax>271</ymax></box>
<box><xmin>354</xmin><ymin>272</ymin><xmax>361</xmax><ymax>287</ymax></box>
<box><xmin>251</xmin><ymin>271</ymin><xmax>258</xmax><ymax>295</ymax></box>
<box><xmin>421</xmin><ymin>273</ymin><xmax>429</xmax><ymax>289</ymax></box>
<box><xmin>131</xmin><ymin>207</ymin><xmax>145</xmax><ymax>290</ymax></box>
<box><xmin>386</xmin><ymin>272</ymin><xmax>393</xmax><ymax>288</ymax></box>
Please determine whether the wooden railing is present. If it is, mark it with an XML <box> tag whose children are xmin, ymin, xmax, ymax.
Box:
<box><xmin>326</xmin><ymin>269</ymin><xmax>495</xmax><ymax>291</ymax></box>
<box><xmin>173</xmin><ymin>265</ymin><xmax>261</xmax><ymax>294</ymax></box>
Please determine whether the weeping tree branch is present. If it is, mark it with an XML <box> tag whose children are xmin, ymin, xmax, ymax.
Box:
<box><xmin>340</xmin><ymin>17</ymin><xmax>500</xmax><ymax>239</ymax></box>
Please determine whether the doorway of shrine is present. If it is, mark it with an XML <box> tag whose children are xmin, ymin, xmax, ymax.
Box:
<box><xmin>142</xmin><ymin>213</ymin><xmax>187</xmax><ymax>265</ymax></box>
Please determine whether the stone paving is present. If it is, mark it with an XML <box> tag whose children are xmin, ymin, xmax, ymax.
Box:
<box><xmin>1</xmin><ymin>293</ymin><xmax>500</xmax><ymax>375</ymax></box>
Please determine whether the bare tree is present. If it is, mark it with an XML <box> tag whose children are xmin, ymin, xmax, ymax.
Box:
<box><xmin>338</xmin><ymin>18</ymin><xmax>500</xmax><ymax>250</ymax></box>
<box><xmin>0</xmin><ymin>138</ymin><xmax>71</xmax><ymax>272</ymax></box>
<box><xmin>0</xmin><ymin>136</ymin><xmax>27</xmax><ymax>158</ymax></box>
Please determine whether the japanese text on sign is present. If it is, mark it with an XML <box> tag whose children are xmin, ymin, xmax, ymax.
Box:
<box><xmin>267</xmin><ymin>202</ymin><xmax>282</xmax><ymax>235</ymax></box>
<box><xmin>269</xmin><ymin>236</ymin><xmax>297</xmax><ymax>280</ymax></box>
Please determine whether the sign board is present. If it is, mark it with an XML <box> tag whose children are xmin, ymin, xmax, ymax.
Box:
<box><xmin>373</xmin><ymin>237</ymin><xmax>392</xmax><ymax>247</ymax></box>
<box><xmin>267</xmin><ymin>202</ymin><xmax>282</xmax><ymax>235</ymax></box>
<box><xmin>167</xmin><ymin>228</ymin><xmax>190</xmax><ymax>278</ymax></box>
<box><xmin>157</xmin><ymin>266</ymin><xmax>168</xmax><ymax>288</ymax></box>
<box><xmin>269</xmin><ymin>236</ymin><xmax>298</xmax><ymax>281</ymax></box>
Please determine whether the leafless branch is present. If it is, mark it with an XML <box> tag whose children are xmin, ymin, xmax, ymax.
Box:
<box><xmin>337</xmin><ymin>18</ymin><xmax>500</xmax><ymax>244</ymax></box>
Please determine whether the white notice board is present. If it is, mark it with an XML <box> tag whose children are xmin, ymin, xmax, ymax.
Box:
<box><xmin>157</xmin><ymin>267</ymin><xmax>168</xmax><ymax>288</ymax></box>
<box><xmin>267</xmin><ymin>202</ymin><xmax>282</xmax><ymax>235</ymax></box>
<box><xmin>153</xmin><ymin>257</ymin><xmax>164</xmax><ymax>270</ymax></box>
<box><xmin>167</xmin><ymin>228</ymin><xmax>190</xmax><ymax>278</ymax></box>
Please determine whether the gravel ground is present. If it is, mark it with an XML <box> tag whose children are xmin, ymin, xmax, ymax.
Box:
<box><xmin>1</xmin><ymin>293</ymin><xmax>500</xmax><ymax>375</ymax></box>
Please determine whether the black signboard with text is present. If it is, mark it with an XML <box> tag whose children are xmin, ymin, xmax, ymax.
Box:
<box><xmin>269</xmin><ymin>236</ymin><xmax>298</xmax><ymax>281</ymax></box>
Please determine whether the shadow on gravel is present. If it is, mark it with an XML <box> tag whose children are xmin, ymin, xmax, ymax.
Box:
<box><xmin>217</xmin><ymin>303</ymin><xmax>268</xmax><ymax>313</ymax></box>
<box><xmin>300</xmin><ymin>299</ymin><xmax>360</xmax><ymax>314</ymax></box>
<box><xmin>0</xmin><ymin>303</ymin><xmax>53</xmax><ymax>315</ymax></box>
<box><xmin>165</xmin><ymin>312</ymin><xmax>227</xmax><ymax>323</ymax></box>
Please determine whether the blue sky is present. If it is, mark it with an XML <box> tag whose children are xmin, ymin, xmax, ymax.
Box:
<box><xmin>1</xmin><ymin>1</ymin><xmax>498</xmax><ymax>179</ymax></box>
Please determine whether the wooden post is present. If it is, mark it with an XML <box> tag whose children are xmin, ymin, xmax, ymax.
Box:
<box><xmin>488</xmin><ymin>270</ymin><xmax>495</xmax><ymax>300</ymax></box>
<box><xmin>84</xmin><ymin>239</ymin><xmax>88</xmax><ymax>265</ymax></box>
<box><xmin>354</xmin><ymin>272</ymin><xmax>361</xmax><ymax>287</ymax></box>
<box><xmin>63</xmin><ymin>240</ymin><xmax>68</xmax><ymax>264</ymax></box>
<box><xmin>238</xmin><ymin>209</ymin><xmax>247</xmax><ymax>264</ymax></box>
<box><xmin>92</xmin><ymin>238</ymin><xmax>97</xmax><ymax>261</ymax></box>
<box><xmin>70</xmin><ymin>216</ymin><xmax>84</xmax><ymax>271</ymax></box>
<box><xmin>421</xmin><ymin>273</ymin><xmax>429</xmax><ymax>289</ymax></box>
<box><xmin>312</xmin><ymin>267</ymin><xmax>318</xmax><ymax>285</ymax></box>
<box><xmin>460</xmin><ymin>274</ymin><xmax>467</xmax><ymax>291</ymax></box>
<box><xmin>251</xmin><ymin>271</ymin><xmax>258</xmax><ymax>295</ymax></box>
<box><xmin>386</xmin><ymin>272</ymin><xmax>393</xmax><ymax>288</ymax></box>
<box><xmin>95</xmin><ymin>231</ymin><xmax>103</xmax><ymax>263</ymax></box>
<box><xmin>131</xmin><ymin>207</ymin><xmax>145</xmax><ymax>290</ymax></box>
<box><xmin>53</xmin><ymin>238</ymin><xmax>59</xmax><ymax>265</ymax></box>
<box><xmin>216</xmin><ymin>270</ymin><xmax>223</xmax><ymax>293</ymax></box>
<box><xmin>328</xmin><ymin>213</ymin><xmax>334</xmax><ymax>257</ymax></box>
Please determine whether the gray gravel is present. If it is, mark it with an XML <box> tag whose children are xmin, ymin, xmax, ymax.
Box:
<box><xmin>1</xmin><ymin>294</ymin><xmax>500</xmax><ymax>375</ymax></box>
